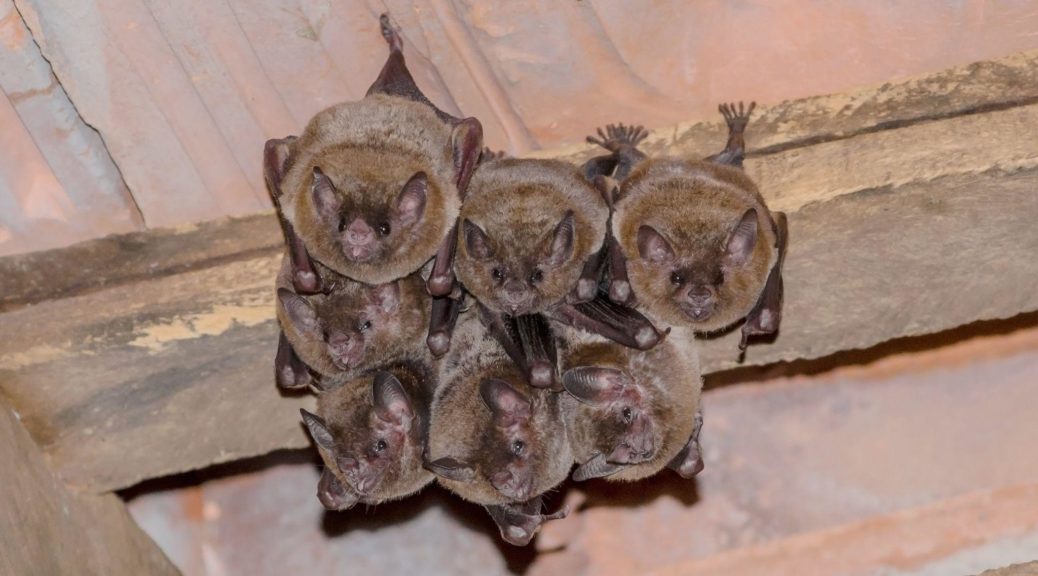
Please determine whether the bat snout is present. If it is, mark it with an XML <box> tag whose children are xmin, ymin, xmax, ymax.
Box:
<box><xmin>500</xmin><ymin>282</ymin><xmax>534</xmax><ymax>315</ymax></box>
<box><xmin>679</xmin><ymin>285</ymin><xmax>717</xmax><ymax>322</ymax></box>
<box><xmin>326</xmin><ymin>331</ymin><xmax>363</xmax><ymax>368</ymax></box>
<box><xmin>491</xmin><ymin>469</ymin><xmax>534</xmax><ymax>501</ymax></box>
<box><xmin>342</xmin><ymin>219</ymin><xmax>377</xmax><ymax>262</ymax></box>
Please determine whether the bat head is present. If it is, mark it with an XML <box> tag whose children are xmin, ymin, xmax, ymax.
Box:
<box><xmin>460</xmin><ymin>211</ymin><xmax>575</xmax><ymax>317</ymax></box>
<box><xmin>305</xmin><ymin>163</ymin><xmax>431</xmax><ymax>268</ymax></box>
<box><xmin>456</xmin><ymin>159</ymin><xmax>608</xmax><ymax>317</ymax></box>
<box><xmin>277</xmin><ymin>278</ymin><xmax>413</xmax><ymax>375</ymax></box>
<box><xmin>562</xmin><ymin>366</ymin><xmax>661</xmax><ymax>470</ymax></box>
<box><xmin>634</xmin><ymin>207</ymin><xmax>766</xmax><ymax>331</ymax></box>
<box><xmin>301</xmin><ymin>370</ymin><xmax>427</xmax><ymax>499</ymax></box>
<box><xmin>281</xmin><ymin>96</ymin><xmax>480</xmax><ymax>284</ymax></box>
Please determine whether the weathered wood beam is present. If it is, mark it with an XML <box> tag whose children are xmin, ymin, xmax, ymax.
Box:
<box><xmin>1</xmin><ymin>50</ymin><xmax>1036</xmax><ymax>493</ymax></box>
<box><xmin>0</xmin><ymin>398</ymin><xmax>179</xmax><ymax>575</ymax></box>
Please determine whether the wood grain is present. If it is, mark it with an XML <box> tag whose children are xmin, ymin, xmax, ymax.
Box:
<box><xmin>0</xmin><ymin>398</ymin><xmax>178</xmax><ymax>575</ymax></box>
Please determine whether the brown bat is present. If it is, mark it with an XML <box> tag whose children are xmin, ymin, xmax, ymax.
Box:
<box><xmin>274</xmin><ymin>256</ymin><xmax>431</xmax><ymax>390</ymax></box>
<box><xmin>455</xmin><ymin>157</ymin><xmax>609</xmax><ymax>317</ymax></box>
<box><xmin>265</xmin><ymin>14</ymin><xmax>481</xmax><ymax>291</ymax></box>
<box><xmin>425</xmin><ymin>314</ymin><xmax>571</xmax><ymax>544</ymax></box>
<box><xmin>557</xmin><ymin>325</ymin><xmax>704</xmax><ymax>482</ymax></box>
<box><xmin>583</xmin><ymin>103</ymin><xmax>789</xmax><ymax>350</ymax></box>
<box><xmin>299</xmin><ymin>362</ymin><xmax>436</xmax><ymax>510</ymax></box>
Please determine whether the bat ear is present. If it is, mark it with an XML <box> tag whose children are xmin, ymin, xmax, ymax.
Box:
<box><xmin>480</xmin><ymin>379</ymin><xmax>533</xmax><ymax>428</ymax></box>
<box><xmin>725</xmin><ymin>209</ymin><xmax>758</xmax><ymax>267</ymax></box>
<box><xmin>368</xmin><ymin>282</ymin><xmax>400</xmax><ymax>315</ymax></box>
<box><xmin>300</xmin><ymin>409</ymin><xmax>334</xmax><ymax>452</ymax></box>
<box><xmin>317</xmin><ymin>469</ymin><xmax>359</xmax><ymax>511</ymax></box>
<box><xmin>278</xmin><ymin>289</ymin><xmax>319</xmax><ymax>333</ymax></box>
<box><xmin>424</xmin><ymin>456</ymin><xmax>476</xmax><ymax>482</ymax></box>
<box><xmin>311</xmin><ymin>167</ymin><xmax>341</xmax><ymax>221</ymax></box>
<box><xmin>572</xmin><ymin>452</ymin><xmax>625</xmax><ymax>481</ymax></box>
<box><xmin>463</xmin><ymin>219</ymin><xmax>492</xmax><ymax>260</ymax></box>
<box><xmin>395</xmin><ymin>171</ymin><xmax>427</xmax><ymax>226</ymax></box>
<box><xmin>450</xmin><ymin>117</ymin><xmax>484</xmax><ymax>199</ymax></box>
<box><xmin>372</xmin><ymin>371</ymin><xmax>414</xmax><ymax>426</ymax></box>
<box><xmin>263</xmin><ymin>136</ymin><xmax>296</xmax><ymax>204</ymax></box>
<box><xmin>637</xmin><ymin>225</ymin><xmax>675</xmax><ymax>264</ymax></box>
<box><xmin>562</xmin><ymin>366</ymin><xmax>629</xmax><ymax>405</ymax></box>
<box><xmin>544</xmin><ymin>210</ymin><xmax>575</xmax><ymax>268</ymax></box>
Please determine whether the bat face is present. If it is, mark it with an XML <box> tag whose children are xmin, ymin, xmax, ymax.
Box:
<box><xmin>301</xmin><ymin>370</ymin><xmax>431</xmax><ymax>502</ymax></box>
<box><xmin>278</xmin><ymin>280</ymin><xmax>405</xmax><ymax>373</ymax></box>
<box><xmin>635</xmin><ymin>208</ymin><xmax>762</xmax><ymax>329</ymax></box>
<box><xmin>456</xmin><ymin>159</ymin><xmax>608</xmax><ymax>316</ymax></box>
<box><xmin>615</xmin><ymin>159</ymin><xmax>776</xmax><ymax>333</ymax></box>
<box><xmin>560</xmin><ymin>329</ymin><xmax>702</xmax><ymax>483</ymax></box>
<box><xmin>298</xmin><ymin>149</ymin><xmax>437</xmax><ymax>274</ymax></box>
<box><xmin>477</xmin><ymin>378</ymin><xmax>541</xmax><ymax>501</ymax></box>
<box><xmin>459</xmin><ymin>212</ymin><xmax>574</xmax><ymax>316</ymax></box>
<box><xmin>427</xmin><ymin>316</ymin><xmax>572</xmax><ymax>506</ymax></box>
<box><xmin>562</xmin><ymin>366</ymin><xmax>664</xmax><ymax>466</ymax></box>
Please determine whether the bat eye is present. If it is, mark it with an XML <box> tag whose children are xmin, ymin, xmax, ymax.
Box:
<box><xmin>338</xmin><ymin>216</ymin><xmax>347</xmax><ymax>232</ymax></box>
<box><xmin>670</xmin><ymin>272</ymin><xmax>684</xmax><ymax>285</ymax></box>
<box><xmin>529</xmin><ymin>269</ymin><xmax>543</xmax><ymax>284</ymax></box>
<box><xmin>359</xmin><ymin>321</ymin><xmax>372</xmax><ymax>332</ymax></box>
<box><xmin>374</xmin><ymin>439</ymin><xmax>388</xmax><ymax>453</ymax></box>
<box><xmin>492</xmin><ymin>268</ymin><xmax>504</xmax><ymax>281</ymax></box>
<box><xmin>621</xmin><ymin>406</ymin><xmax>633</xmax><ymax>423</ymax></box>
<box><xmin>377</xmin><ymin>222</ymin><xmax>391</xmax><ymax>236</ymax></box>
<box><xmin>511</xmin><ymin>440</ymin><xmax>525</xmax><ymax>456</ymax></box>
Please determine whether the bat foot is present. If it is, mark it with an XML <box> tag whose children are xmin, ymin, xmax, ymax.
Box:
<box><xmin>379</xmin><ymin>13</ymin><xmax>403</xmax><ymax>53</ymax></box>
<box><xmin>427</xmin><ymin>331</ymin><xmax>451</xmax><ymax>358</ymax></box>
<box><xmin>718</xmin><ymin>101</ymin><xmax>756</xmax><ymax>132</ymax></box>
<box><xmin>586</xmin><ymin>123</ymin><xmax>649</xmax><ymax>152</ymax></box>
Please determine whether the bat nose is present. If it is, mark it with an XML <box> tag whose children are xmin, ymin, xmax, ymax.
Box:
<box><xmin>687</xmin><ymin>285</ymin><xmax>715</xmax><ymax>305</ymax></box>
<box><xmin>502</xmin><ymin>280</ymin><xmax>530</xmax><ymax>306</ymax></box>
<box><xmin>326</xmin><ymin>332</ymin><xmax>359</xmax><ymax>361</ymax></box>
<box><xmin>346</xmin><ymin>218</ymin><xmax>374</xmax><ymax>245</ymax></box>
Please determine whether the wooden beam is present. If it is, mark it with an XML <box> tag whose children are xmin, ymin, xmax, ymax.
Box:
<box><xmin>1</xmin><ymin>50</ymin><xmax>1036</xmax><ymax>493</ymax></box>
<box><xmin>0</xmin><ymin>398</ymin><xmax>179</xmax><ymax>575</ymax></box>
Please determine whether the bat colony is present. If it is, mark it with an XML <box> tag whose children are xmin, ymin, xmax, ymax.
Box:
<box><xmin>265</xmin><ymin>15</ymin><xmax>788</xmax><ymax>546</ymax></box>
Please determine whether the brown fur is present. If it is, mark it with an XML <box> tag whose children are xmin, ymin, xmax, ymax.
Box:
<box><xmin>558</xmin><ymin>325</ymin><xmax>702</xmax><ymax>482</ymax></box>
<box><xmin>280</xmin><ymin>94</ymin><xmax>462</xmax><ymax>283</ymax></box>
<box><xmin>613</xmin><ymin>158</ymin><xmax>778</xmax><ymax>332</ymax></box>
<box><xmin>304</xmin><ymin>362</ymin><xmax>436</xmax><ymax>506</ymax></box>
<box><xmin>275</xmin><ymin>256</ymin><xmax>430</xmax><ymax>379</ymax></box>
<box><xmin>427</xmin><ymin>313</ymin><xmax>572</xmax><ymax>505</ymax></box>
<box><xmin>456</xmin><ymin>158</ymin><xmax>608</xmax><ymax>315</ymax></box>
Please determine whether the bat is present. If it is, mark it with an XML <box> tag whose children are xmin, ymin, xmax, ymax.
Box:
<box><xmin>299</xmin><ymin>363</ymin><xmax>436</xmax><ymax>509</ymax></box>
<box><xmin>275</xmin><ymin>257</ymin><xmax>430</xmax><ymax>390</ymax></box>
<box><xmin>265</xmin><ymin>14</ymin><xmax>482</xmax><ymax>290</ymax></box>
<box><xmin>584</xmin><ymin>103</ymin><xmax>789</xmax><ymax>350</ymax></box>
<box><xmin>455</xmin><ymin>158</ymin><xmax>609</xmax><ymax>316</ymax></box>
<box><xmin>557</xmin><ymin>325</ymin><xmax>704</xmax><ymax>482</ymax></box>
<box><xmin>424</xmin><ymin>314</ymin><xmax>571</xmax><ymax>543</ymax></box>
